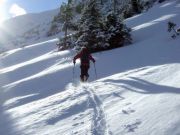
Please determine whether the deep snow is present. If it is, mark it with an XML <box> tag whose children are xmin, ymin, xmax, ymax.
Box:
<box><xmin>0</xmin><ymin>1</ymin><xmax>180</xmax><ymax>135</ymax></box>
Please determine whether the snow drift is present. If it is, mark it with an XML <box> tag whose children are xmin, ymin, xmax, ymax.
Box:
<box><xmin>0</xmin><ymin>1</ymin><xmax>180</xmax><ymax>135</ymax></box>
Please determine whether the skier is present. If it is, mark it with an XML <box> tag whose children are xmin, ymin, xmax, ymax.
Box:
<box><xmin>73</xmin><ymin>47</ymin><xmax>95</xmax><ymax>82</ymax></box>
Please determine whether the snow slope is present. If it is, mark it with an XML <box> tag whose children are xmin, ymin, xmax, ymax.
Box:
<box><xmin>0</xmin><ymin>9</ymin><xmax>60</xmax><ymax>52</ymax></box>
<box><xmin>1</xmin><ymin>1</ymin><xmax>180</xmax><ymax>135</ymax></box>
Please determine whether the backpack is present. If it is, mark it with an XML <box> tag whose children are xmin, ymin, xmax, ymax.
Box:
<box><xmin>80</xmin><ymin>51</ymin><xmax>90</xmax><ymax>65</ymax></box>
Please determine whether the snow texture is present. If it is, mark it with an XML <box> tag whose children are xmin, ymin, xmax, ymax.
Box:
<box><xmin>0</xmin><ymin>0</ymin><xmax>180</xmax><ymax>135</ymax></box>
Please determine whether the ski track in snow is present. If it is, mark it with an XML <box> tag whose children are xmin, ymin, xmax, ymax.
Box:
<box><xmin>1</xmin><ymin>1</ymin><xmax>180</xmax><ymax>135</ymax></box>
<box><xmin>123</xmin><ymin>119</ymin><xmax>142</xmax><ymax>133</ymax></box>
<box><xmin>82</xmin><ymin>84</ymin><xmax>110</xmax><ymax>135</ymax></box>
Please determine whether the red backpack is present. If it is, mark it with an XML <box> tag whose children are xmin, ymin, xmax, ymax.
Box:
<box><xmin>80</xmin><ymin>49</ymin><xmax>90</xmax><ymax>65</ymax></box>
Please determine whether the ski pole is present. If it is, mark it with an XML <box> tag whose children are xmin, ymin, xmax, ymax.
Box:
<box><xmin>73</xmin><ymin>63</ymin><xmax>75</xmax><ymax>82</ymax></box>
<box><xmin>93</xmin><ymin>63</ymin><xmax>97</xmax><ymax>80</ymax></box>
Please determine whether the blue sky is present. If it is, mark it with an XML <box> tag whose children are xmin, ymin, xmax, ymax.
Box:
<box><xmin>0</xmin><ymin>0</ymin><xmax>67</xmax><ymax>22</ymax></box>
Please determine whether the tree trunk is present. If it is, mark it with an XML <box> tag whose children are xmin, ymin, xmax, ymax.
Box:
<box><xmin>64</xmin><ymin>12</ymin><xmax>68</xmax><ymax>48</ymax></box>
<box><xmin>100</xmin><ymin>0</ymin><xmax>103</xmax><ymax>5</ymax></box>
<box><xmin>131</xmin><ymin>0</ymin><xmax>140</xmax><ymax>13</ymax></box>
<box><xmin>113</xmin><ymin>0</ymin><xmax>117</xmax><ymax>13</ymax></box>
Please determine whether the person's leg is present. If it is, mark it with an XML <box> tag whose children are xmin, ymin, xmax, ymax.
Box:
<box><xmin>80</xmin><ymin>66</ymin><xmax>86</xmax><ymax>82</ymax></box>
<box><xmin>84</xmin><ymin>66</ymin><xmax>89</xmax><ymax>81</ymax></box>
<box><xmin>80</xmin><ymin>65</ymin><xmax>89</xmax><ymax>82</ymax></box>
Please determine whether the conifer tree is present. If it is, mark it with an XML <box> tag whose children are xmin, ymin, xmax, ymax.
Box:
<box><xmin>47</xmin><ymin>0</ymin><xmax>73</xmax><ymax>39</ymax></box>
<box><xmin>76</xmin><ymin>0</ymin><xmax>105</xmax><ymax>50</ymax></box>
<box><xmin>104</xmin><ymin>13</ymin><xmax>132</xmax><ymax>49</ymax></box>
<box><xmin>131</xmin><ymin>0</ymin><xmax>141</xmax><ymax>14</ymax></box>
<box><xmin>60</xmin><ymin>0</ymin><xmax>73</xmax><ymax>48</ymax></box>
<box><xmin>113</xmin><ymin>0</ymin><xmax>117</xmax><ymax>13</ymax></box>
<box><xmin>100</xmin><ymin>0</ymin><xmax>103</xmax><ymax>5</ymax></box>
<box><xmin>76</xmin><ymin>0</ymin><xmax>132</xmax><ymax>52</ymax></box>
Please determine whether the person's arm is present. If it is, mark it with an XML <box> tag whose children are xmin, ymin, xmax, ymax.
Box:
<box><xmin>73</xmin><ymin>53</ymin><xmax>81</xmax><ymax>64</ymax></box>
<box><xmin>89</xmin><ymin>54</ymin><xmax>95</xmax><ymax>63</ymax></box>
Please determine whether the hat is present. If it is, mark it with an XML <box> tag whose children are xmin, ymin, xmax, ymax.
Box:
<box><xmin>81</xmin><ymin>46</ymin><xmax>88</xmax><ymax>52</ymax></box>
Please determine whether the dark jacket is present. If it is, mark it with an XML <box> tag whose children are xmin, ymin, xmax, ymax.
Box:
<box><xmin>73</xmin><ymin>48</ymin><xmax>95</xmax><ymax>66</ymax></box>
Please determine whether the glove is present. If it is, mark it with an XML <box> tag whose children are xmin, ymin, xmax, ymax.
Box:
<box><xmin>93</xmin><ymin>59</ymin><xmax>96</xmax><ymax>63</ymax></box>
<box><xmin>73</xmin><ymin>60</ymin><xmax>76</xmax><ymax>64</ymax></box>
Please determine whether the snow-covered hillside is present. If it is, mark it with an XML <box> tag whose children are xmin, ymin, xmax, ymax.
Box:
<box><xmin>0</xmin><ymin>0</ymin><xmax>145</xmax><ymax>53</ymax></box>
<box><xmin>1</xmin><ymin>0</ymin><xmax>180</xmax><ymax>135</ymax></box>
<box><xmin>0</xmin><ymin>9</ymin><xmax>61</xmax><ymax>52</ymax></box>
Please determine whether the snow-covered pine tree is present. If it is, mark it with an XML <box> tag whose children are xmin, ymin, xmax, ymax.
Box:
<box><xmin>122</xmin><ymin>0</ymin><xmax>146</xmax><ymax>19</ymax></box>
<box><xmin>100</xmin><ymin>0</ymin><xmax>103</xmax><ymax>5</ymax></box>
<box><xmin>47</xmin><ymin>0</ymin><xmax>77</xmax><ymax>39</ymax></box>
<box><xmin>167</xmin><ymin>21</ymin><xmax>180</xmax><ymax>39</ymax></box>
<box><xmin>75</xmin><ymin>0</ymin><xmax>132</xmax><ymax>52</ymax></box>
<box><xmin>104</xmin><ymin>13</ymin><xmax>132</xmax><ymax>49</ymax></box>
<box><xmin>112</xmin><ymin>0</ymin><xmax>118</xmax><ymax>13</ymax></box>
<box><xmin>60</xmin><ymin>0</ymin><xmax>73</xmax><ymax>49</ymax></box>
<box><xmin>76</xmin><ymin>0</ymin><xmax>106</xmax><ymax>51</ymax></box>
<box><xmin>131</xmin><ymin>0</ymin><xmax>141</xmax><ymax>14</ymax></box>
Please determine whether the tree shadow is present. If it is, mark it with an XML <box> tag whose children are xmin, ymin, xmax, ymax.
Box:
<box><xmin>0</xmin><ymin>90</ymin><xmax>22</xmax><ymax>135</ymax></box>
<box><xmin>2</xmin><ymin>65</ymin><xmax>73</xmax><ymax>109</ymax></box>
<box><xmin>103</xmin><ymin>77</ymin><xmax>180</xmax><ymax>94</ymax></box>
<box><xmin>126</xmin><ymin>1</ymin><xmax>179</xmax><ymax>31</ymax></box>
<box><xmin>46</xmin><ymin>100</ymin><xmax>88</xmax><ymax>125</ymax></box>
